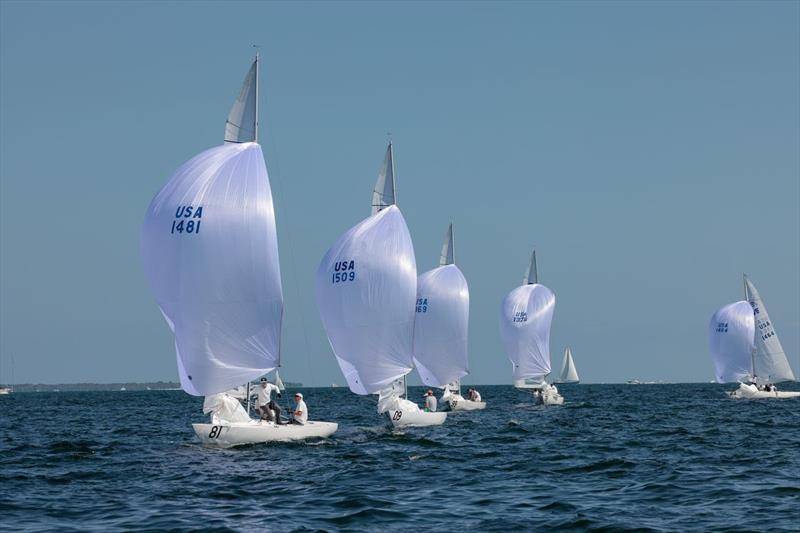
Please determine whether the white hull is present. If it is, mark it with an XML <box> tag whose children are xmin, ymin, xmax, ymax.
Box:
<box><xmin>518</xmin><ymin>384</ymin><xmax>564</xmax><ymax>406</ymax></box>
<box><xmin>729</xmin><ymin>383</ymin><xmax>800</xmax><ymax>400</ymax></box>
<box><xmin>386</xmin><ymin>407</ymin><xmax>447</xmax><ymax>427</ymax></box>
<box><xmin>442</xmin><ymin>394</ymin><xmax>486</xmax><ymax>412</ymax></box>
<box><xmin>193</xmin><ymin>420</ymin><xmax>338</xmax><ymax>448</ymax></box>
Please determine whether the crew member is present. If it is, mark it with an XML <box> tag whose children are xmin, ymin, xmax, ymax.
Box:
<box><xmin>423</xmin><ymin>389</ymin><xmax>437</xmax><ymax>412</ymax></box>
<box><xmin>256</xmin><ymin>377</ymin><xmax>282</xmax><ymax>423</ymax></box>
<box><xmin>468</xmin><ymin>388</ymin><xmax>482</xmax><ymax>402</ymax></box>
<box><xmin>290</xmin><ymin>393</ymin><xmax>308</xmax><ymax>425</ymax></box>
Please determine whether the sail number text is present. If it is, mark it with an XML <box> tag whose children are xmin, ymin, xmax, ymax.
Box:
<box><xmin>332</xmin><ymin>260</ymin><xmax>356</xmax><ymax>284</ymax></box>
<box><xmin>171</xmin><ymin>205</ymin><xmax>203</xmax><ymax>235</ymax></box>
<box><xmin>416</xmin><ymin>298</ymin><xmax>428</xmax><ymax>313</ymax></box>
<box><xmin>512</xmin><ymin>311</ymin><xmax>528</xmax><ymax>323</ymax></box>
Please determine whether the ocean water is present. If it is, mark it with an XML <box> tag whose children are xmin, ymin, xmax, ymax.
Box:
<box><xmin>1</xmin><ymin>383</ymin><xmax>799</xmax><ymax>532</ymax></box>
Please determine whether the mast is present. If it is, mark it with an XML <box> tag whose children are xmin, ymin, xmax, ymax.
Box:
<box><xmin>254</xmin><ymin>50</ymin><xmax>259</xmax><ymax>143</ymax></box>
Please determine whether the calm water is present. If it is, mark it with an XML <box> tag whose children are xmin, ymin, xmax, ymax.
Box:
<box><xmin>1</xmin><ymin>383</ymin><xmax>799</xmax><ymax>531</ymax></box>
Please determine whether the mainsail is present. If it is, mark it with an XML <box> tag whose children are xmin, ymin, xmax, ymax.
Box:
<box><xmin>708</xmin><ymin>301</ymin><xmax>755</xmax><ymax>384</ymax></box>
<box><xmin>371</xmin><ymin>143</ymin><xmax>396</xmax><ymax>215</ymax></box>
<box><xmin>413</xmin><ymin>224</ymin><xmax>469</xmax><ymax>387</ymax></box>
<box><xmin>558</xmin><ymin>347</ymin><xmax>579</xmax><ymax>383</ymax></box>
<box><xmin>499</xmin><ymin>251</ymin><xmax>555</xmax><ymax>382</ymax></box>
<box><xmin>744</xmin><ymin>275</ymin><xmax>796</xmax><ymax>384</ymax></box>
<box><xmin>316</xmin><ymin>144</ymin><xmax>416</xmax><ymax>395</ymax></box>
<box><xmin>523</xmin><ymin>250</ymin><xmax>538</xmax><ymax>285</ymax></box>
<box><xmin>142</xmin><ymin>142</ymin><xmax>284</xmax><ymax>396</ymax></box>
<box><xmin>224</xmin><ymin>56</ymin><xmax>258</xmax><ymax>143</ymax></box>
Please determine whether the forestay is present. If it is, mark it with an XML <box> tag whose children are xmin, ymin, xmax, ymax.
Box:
<box><xmin>744</xmin><ymin>275</ymin><xmax>796</xmax><ymax>384</ymax></box>
<box><xmin>224</xmin><ymin>58</ymin><xmax>257</xmax><ymax>143</ymax></box>
<box><xmin>499</xmin><ymin>283</ymin><xmax>556</xmax><ymax>381</ymax></box>
<box><xmin>142</xmin><ymin>142</ymin><xmax>284</xmax><ymax>396</ymax></box>
<box><xmin>315</xmin><ymin>205</ymin><xmax>417</xmax><ymax>394</ymax></box>
<box><xmin>708</xmin><ymin>301</ymin><xmax>755</xmax><ymax>384</ymax></box>
<box><xmin>413</xmin><ymin>226</ymin><xmax>469</xmax><ymax>386</ymax></box>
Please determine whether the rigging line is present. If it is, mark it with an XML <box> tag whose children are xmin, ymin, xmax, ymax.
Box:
<box><xmin>261</xmin><ymin>86</ymin><xmax>314</xmax><ymax>387</ymax></box>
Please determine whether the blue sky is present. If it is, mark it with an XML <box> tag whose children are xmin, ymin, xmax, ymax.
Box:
<box><xmin>1</xmin><ymin>1</ymin><xmax>798</xmax><ymax>385</ymax></box>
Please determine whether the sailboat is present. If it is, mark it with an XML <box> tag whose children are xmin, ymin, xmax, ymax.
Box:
<box><xmin>710</xmin><ymin>276</ymin><xmax>799</xmax><ymax>400</ymax></box>
<box><xmin>414</xmin><ymin>224</ymin><xmax>484</xmax><ymax>412</ymax></box>
<box><xmin>499</xmin><ymin>250</ymin><xmax>563</xmax><ymax>405</ymax></box>
<box><xmin>316</xmin><ymin>142</ymin><xmax>447</xmax><ymax>428</ymax></box>
<box><xmin>142</xmin><ymin>54</ymin><xmax>337</xmax><ymax>447</ymax></box>
<box><xmin>554</xmin><ymin>347</ymin><xmax>579</xmax><ymax>384</ymax></box>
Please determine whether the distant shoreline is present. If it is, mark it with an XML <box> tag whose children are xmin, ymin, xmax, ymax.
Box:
<box><xmin>2</xmin><ymin>381</ymin><xmax>307</xmax><ymax>392</ymax></box>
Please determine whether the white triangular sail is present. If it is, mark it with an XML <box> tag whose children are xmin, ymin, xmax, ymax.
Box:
<box><xmin>274</xmin><ymin>370</ymin><xmax>286</xmax><ymax>392</ymax></box>
<box><xmin>413</xmin><ymin>225</ymin><xmax>469</xmax><ymax>387</ymax></box>
<box><xmin>315</xmin><ymin>205</ymin><xmax>417</xmax><ymax>395</ymax></box>
<box><xmin>142</xmin><ymin>142</ymin><xmax>284</xmax><ymax>396</ymax></box>
<box><xmin>499</xmin><ymin>282</ymin><xmax>555</xmax><ymax>382</ymax></box>
<box><xmin>744</xmin><ymin>275</ymin><xmax>796</xmax><ymax>384</ymax></box>
<box><xmin>224</xmin><ymin>57</ymin><xmax>258</xmax><ymax>143</ymax></box>
<box><xmin>371</xmin><ymin>143</ymin><xmax>396</xmax><ymax>215</ymax></box>
<box><xmin>439</xmin><ymin>223</ymin><xmax>455</xmax><ymax>266</ymax></box>
<box><xmin>558</xmin><ymin>347</ymin><xmax>579</xmax><ymax>383</ymax></box>
<box><xmin>708</xmin><ymin>301</ymin><xmax>755</xmax><ymax>384</ymax></box>
<box><xmin>523</xmin><ymin>250</ymin><xmax>538</xmax><ymax>285</ymax></box>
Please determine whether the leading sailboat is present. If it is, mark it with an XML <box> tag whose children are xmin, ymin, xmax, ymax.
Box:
<box><xmin>142</xmin><ymin>55</ymin><xmax>337</xmax><ymax>447</ymax></box>
<box><xmin>709</xmin><ymin>275</ymin><xmax>799</xmax><ymax>399</ymax></box>
<box><xmin>499</xmin><ymin>250</ymin><xmax>564</xmax><ymax>405</ymax></box>
<box><xmin>316</xmin><ymin>143</ymin><xmax>446</xmax><ymax>427</ymax></box>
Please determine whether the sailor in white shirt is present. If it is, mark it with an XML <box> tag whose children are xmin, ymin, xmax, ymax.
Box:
<box><xmin>290</xmin><ymin>393</ymin><xmax>308</xmax><ymax>425</ymax></box>
<box><xmin>468</xmin><ymin>388</ymin><xmax>482</xmax><ymax>402</ymax></box>
<box><xmin>256</xmin><ymin>377</ymin><xmax>283</xmax><ymax>423</ymax></box>
<box><xmin>423</xmin><ymin>389</ymin><xmax>437</xmax><ymax>412</ymax></box>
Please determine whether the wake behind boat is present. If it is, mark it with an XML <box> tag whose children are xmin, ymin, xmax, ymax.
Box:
<box><xmin>499</xmin><ymin>250</ymin><xmax>563</xmax><ymax>406</ymax></box>
<box><xmin>709</xmin><ymin>275</ymin><xmax>798</xmax><ymax>401</ymax></box>
<box><xmin>316</xmin><ymin>143</ymin><xmax>446</xmax><ymax>428</ymax></box>
<box><xmin>142</xmin><ymin>54</ymin><xmax>336</xmax><ymax>447</ymax></box>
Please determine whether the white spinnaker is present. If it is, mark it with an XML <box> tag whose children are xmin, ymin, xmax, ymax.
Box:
<box><xmin>142</xmin><ymin>142</ymin><xmax>283</xmax><ymax>396</ymax></box>
<box><xmin>708</xmin><ymin>301</ymin><xmax>755</xmax><ymax>384</ymax></box>
<box><xmin>499</xmin><ymin>283</ymin><xmax>556</xmax><ymax>381</ymax></box>
<box><xmin>315</xmin><ymin>205</ymin><xmax>417</xmax><ymax>395</ymax></box>
<box><xmin>224</xmin><ymin>59</ymin><xmax>257</xmax><ymax>143</ymax></box>
<box><xmin>559</xmin><ymin>347</ymin><xmax>579</xmax><ymax>383</ymax></box>
<box><xmin>744</xmin><ymin>275</ymin><xmax>796</xmax><ymax>383</ymax></box>
<box><xmin>413</xmin><ymin>264</ymin><xmax>470</xmax><ymax>387</ymax></box>
<box><xmin>371</xmin><ymin>143</ymin><xmax>396</xmax><ymax>215</ymax></box>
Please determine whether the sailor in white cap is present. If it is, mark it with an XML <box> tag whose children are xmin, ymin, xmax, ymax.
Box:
<box><xmin>256</xmin><ymin>377</ymin><xmax>283</xmax><ymax>423</ymax></box>
<box><xmin>290</xmin><ymin>392</ymin><xmax>308</xmax><ymax>425</ymax></box>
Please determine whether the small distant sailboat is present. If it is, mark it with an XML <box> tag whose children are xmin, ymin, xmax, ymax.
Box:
<box><xmin>142</xmin><ymin>54</ymin><xmax>337</xmax><ymax>447</ymax></box>
<box><xmin>554</xmin><ymin>347</ymin><xmax>579</xmax><ymax>384</ymax></box>
<box><xmin>316</xmin><ymin>142</ymin><xmax>446</xmax><ymax>428</ymax></box>
<box><xmin>499</xmin><ymin>250</ymin><xmax>563</xmax><ymax>405</ymax></box>
<box><xmin>414</xmin><ymin>224</ymin><xmax>485</xmax><ymax>412</ymax></box>
<box><xmin>710</xmin><ymin>275</ymin><xmax>799</xmax><ymax>400</ymax></box>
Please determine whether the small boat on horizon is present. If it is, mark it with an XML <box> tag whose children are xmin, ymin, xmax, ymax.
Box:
<box><xmin>553</xmin><ymin>347</ymin><xmax>579</xmax><ymax>384</ymax></box>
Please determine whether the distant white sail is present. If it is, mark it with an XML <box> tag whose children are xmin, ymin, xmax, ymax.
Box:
<box><xmin>708</xmin><ymin>301</ymin><xmax>755</xmax><ymax>384</ymax></box>
<box><xmin>744</xmin><ymin>275</ymin><xmax>796</xmax><ymax>384</ymax></box>
<box><xmin>499</xmin><ymin>282</ymin><xmax>555</xmax><ymax>381</ymax></box>
<box><xmin>274</xmin><ymin>370</ymin><xmax>286</xmax><ymax>392</ymax></box>
<box><xmin>413</xmin><ymin>225</ymin><xmax>469</xmax><ymax>387</ymax></box>
<box><xmin>224</xmin><ymin>58</ymin><xmax>258</xmax><ymax>143</ymax></box>
<box><xmin>558</xmin><ymin>347</ymin><xmax>579</xmax><ymax>383</ymax></box>
<box><xmin>439</xmin><ymin>223</ymin><xmax>455</xmax><ymax>266</ymax></box>
<box><xmin>142</xmin><ymin>142</ymin><xmax>284</xmax><ymax>396</ymax></box>
<box><xmin>315</xmin><ymin>205</ymin><xmax>417</xmax><ymax>394</ymax></box>
<box><xmin>371</xmin><ymin>143</ymin><xmax>396</xmax><ymax>215</ymax></box>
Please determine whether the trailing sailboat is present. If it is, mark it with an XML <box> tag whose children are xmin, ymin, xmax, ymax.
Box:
<box><xmin>316</xmin><ymin>143</ymin><xmax>446</xmax><ymax>427</ymax></box>
<box><xmin>709</xmin><ymin>275</ymin><xmax>799</xmax><ymax>400</ymax></box>
<box><xmin>414</xmin><ymin>224</ymin><xmax>485</xmax><ymax>412</ymax></box>
<box><xmin>554</xmin><ymin>347</ymin><xmax>579</xmax><ymax>384</ymax></box>
<box><xmin>499</xmin><ymin>250</ymin><xmax>563</xmax><ymax>405</ymax></box>
<box><xmin>142</xmin><ymin>55</ymin><xmax>337</xmax><ymax>447</ymax></box>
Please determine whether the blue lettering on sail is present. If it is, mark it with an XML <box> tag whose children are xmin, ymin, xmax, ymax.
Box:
<box><xmin>716</xmin><ymin>322</ymin><xmax>729</xmax><ymax>333</ymax></box>
<box><xmin>332</xmin><ymin>260</ymin><xmax>356</xmax><ymax>284</ymax></box>
<box><xmin>416</xmin><ymin>298</ymin><xmax>428</xmax><ymax>313</ymax></box>
<box><xmin>171</xmin><ymin>205</ymin><xmax>203</xmax><ymax>235</ymax></box>
<box><xmin>513</xmin><ymin>311</ymin><xmax>528</xmax><ymax>323</ymax></box>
